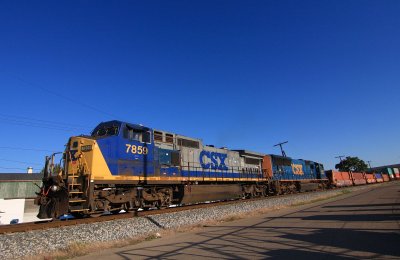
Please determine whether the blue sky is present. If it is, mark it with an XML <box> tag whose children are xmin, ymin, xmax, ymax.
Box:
<box><xmin>0</xmin><ymin>1</ymin><xmax>399</xmax><ymax>172</ymax></box>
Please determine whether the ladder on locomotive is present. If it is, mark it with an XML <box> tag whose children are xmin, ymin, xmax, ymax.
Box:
<box><xmin>67</xmin><ymin>170</ymin><xmax>89</xmax><ymax>213</ymax></box>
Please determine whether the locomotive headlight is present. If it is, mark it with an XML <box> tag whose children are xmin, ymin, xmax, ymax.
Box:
<box><xmin>51</xmin><ymin>185</ymin><xmax>59</xmax><ymax>192</ymax></box>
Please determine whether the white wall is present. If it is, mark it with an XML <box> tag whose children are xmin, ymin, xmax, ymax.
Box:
<box><xmin>0</xmin><ymin>199</ymin><xmax>25</xmax><ymax>225</ymax></box>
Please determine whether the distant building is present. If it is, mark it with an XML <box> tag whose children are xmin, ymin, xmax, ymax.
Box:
<box><xmin>0</xmin><ymin>173</ymin><xmax>43</xmax><ymax>199</ymax></box>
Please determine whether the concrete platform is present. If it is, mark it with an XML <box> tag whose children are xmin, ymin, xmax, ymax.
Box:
<box><xmin>0</xmin><ymin>199</ymin><xmax>43</xmax><ymax>224</ymax></box>
<box><xmin>75</xmin><ymin>182</ymin><xmax>400</xmax><ymax>259</ymax></box>
<box><xmin>23</xmin><ymin>199</ymin><xmax>43</xmax><ymax>222</ymax></box>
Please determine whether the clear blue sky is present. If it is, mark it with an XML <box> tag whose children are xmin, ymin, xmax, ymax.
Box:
<box><xmin>0</xmin><ymin>1</ymin><xmax>399</xmax><ymax>172</ymax></box>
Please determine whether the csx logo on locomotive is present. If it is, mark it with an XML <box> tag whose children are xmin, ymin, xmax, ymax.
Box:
<box><xmin>199</xmin><ymin>151</ymin><xmax>228</xmax><ymax>170</ymax></box>
<box><xmin>291</xmin><ymin>163</ymin><xmax>304</xmax><ymax>175</ymax></box>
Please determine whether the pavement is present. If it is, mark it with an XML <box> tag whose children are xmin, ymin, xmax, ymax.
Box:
<box><xmin>75</xmin><ymin>182</ymin><xmax>400</xmax><ymax>259</ymax></box>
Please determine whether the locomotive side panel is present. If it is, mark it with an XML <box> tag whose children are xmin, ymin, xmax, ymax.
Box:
<box><xmin>269</xmin><ymin>155</ymin><xmax>315</xmax><ymax>181</ymax></box>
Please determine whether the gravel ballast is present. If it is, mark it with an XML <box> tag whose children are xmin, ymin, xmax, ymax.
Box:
<box><xmin>0</xmin><ymin>186</ymin><xmax>369</xmax><ymax>259</ymax></box>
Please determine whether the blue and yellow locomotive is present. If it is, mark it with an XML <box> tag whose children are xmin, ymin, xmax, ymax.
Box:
<box><xmin>36</xmin><ymin>120</ymin><xmax>328</xmax><ymax>218</ymax></box>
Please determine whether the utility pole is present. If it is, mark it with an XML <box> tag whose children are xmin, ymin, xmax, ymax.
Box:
<box><xmin>335</xmin><ymin>155</ymin><xmax>346</xmax><ymax>162</ymax></box>
<box><xmin>274</xmin><ymin>141</ymin><xmax>288</xmax><ymax>157</ymax></box>
<box><xmin>367</xmin><ymin>160</ymin><xmax>372</xmax><ymax>169</ymax></box>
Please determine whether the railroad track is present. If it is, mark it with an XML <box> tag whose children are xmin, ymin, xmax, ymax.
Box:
<box><xmin>0</xmin><ymin>195</ymin><xmax>277</xmax><ymax>234</ymax></box>
<box><xmin>0</xmin><ymin>187</ymin><xmax>362</xmax><ymax>235</ymax></box>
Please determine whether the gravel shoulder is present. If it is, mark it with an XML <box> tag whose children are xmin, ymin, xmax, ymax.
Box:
<box><xmin>0</xmin><ymin>185</ymin><xmax>374</xmax><ymax>259</ymax></box>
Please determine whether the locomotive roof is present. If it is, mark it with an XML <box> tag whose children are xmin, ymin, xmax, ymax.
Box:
<box><xmin>95</xmin><ymin>120</ymin><xmax>150</xmax><ymax>131</ymax></box>
<box><xmin>234</xmin><ymin>150</ymin><xmax>265</xmax><ymax>158</ymax></box>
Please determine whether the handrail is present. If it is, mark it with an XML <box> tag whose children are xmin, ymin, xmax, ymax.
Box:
<box><xmin>179</xmin><ymin>165</ymin><xmax>265</xmax><ymax>181</ymax></box>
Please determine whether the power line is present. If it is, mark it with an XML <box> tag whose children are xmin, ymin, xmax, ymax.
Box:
<box><xmin>0</xmin><ymin>113</ymin><xmax>89</xmax><ymax>128</ymax></box>
<box><xmin>0</xmin><ymin>118</ymin><xmax>88</xmax><ymax>132</ymax></box>
<box><xmin>0</xmin><ymin>158</ymin><xmax>42</xmax><ymax>166</ymax></box>
<box><xmin>0</xmin><ymin>146</ymin><xmax>57</xmax><ymax>153</ymax></box>
<box><xmin>0</xmin><ymin>166</ymin><xmax>33</xmax><ymax>171</ymax></box>
<box><xmin>0</xmin><ymin>114</ymin><xmax>91</xmax><ymax>132</ymax></box>
<box><xmin>3</xmin><ymin>71</ymin><xmax>120</xmax><ymax>119</ymax></box>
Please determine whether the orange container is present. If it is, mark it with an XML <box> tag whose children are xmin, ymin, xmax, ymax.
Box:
<box><xmin>351</xmin><ymin>172</ymin><xmax>367</xmax><ymax>185</ymax></box>
<box><xmin>382</xmin><ymin>174</ymin><xmax>390</xmax><ymax>182</ymax></box>
<box><xmin>326</xmin><ymin>170</ymin><xmax>353</xmax><ymax>187</ymax></box>
<box><xmin>365</xmin><ymin>173</ymin><xmax>376</xmax><ymax>184</ymax></box>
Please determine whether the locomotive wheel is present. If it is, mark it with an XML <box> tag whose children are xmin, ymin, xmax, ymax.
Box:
<box><xmin>261</xmin><ymin>188</ymin><xmax>268</xmax><ymax>197</ymax></box>
<box><xmin>89</xmin><ymin>213</ymin><xmax>103</xmax><ymax>218</ymax></box>
<box><xmin>159</xmin><ymin>193</ymin><xmax>172</xmax><ymax>209</ymax></box>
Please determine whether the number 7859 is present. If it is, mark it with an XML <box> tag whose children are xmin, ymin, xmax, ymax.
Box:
<box><xmin>125</xmin><ymin>144</ymin><xmax>148</xmax><ymax>154</ymax></box>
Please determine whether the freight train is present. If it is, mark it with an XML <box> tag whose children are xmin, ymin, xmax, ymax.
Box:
<box><xmin>34</xmin><ymin>120</ymin><xmax>387</xmax><ymax>219</ymax></box>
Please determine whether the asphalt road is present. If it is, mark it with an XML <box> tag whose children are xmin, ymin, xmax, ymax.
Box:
<box><xmin>76</xmin><ymin>182</ymin><xmax>400</xmax><ymax>259</ymax></box>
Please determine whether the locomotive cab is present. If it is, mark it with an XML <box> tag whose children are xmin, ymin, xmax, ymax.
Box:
<box><xmin>36</xmin><ymin>121</ymin><xmax>157</xmax><ymax>219</ymax></box>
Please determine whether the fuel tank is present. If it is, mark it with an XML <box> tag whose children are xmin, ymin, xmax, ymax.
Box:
<box><xmin>180</xmin><ymin>184</ymin><xmax>242</xmax><ymax>204</ymax></box>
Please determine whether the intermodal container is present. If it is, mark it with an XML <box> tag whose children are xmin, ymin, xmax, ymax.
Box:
<box><xmin>382</xmin><ymin>173</ymin><xmax>390</xmax><ymax>182</ymax></box>
<box><xmin>393</xmin><ymin>168</ymin><xmax>400</xmax><ymax>179</ymax></box>
<box><xmin>365</xmin><ymin>173</ymin><xmax>376</xmax><ymax>184</ymax></box>
<box><xmin>383</xmin><ymin>168</ymin><xmax>395</xmax><ymax>180</ymax></box>
<box><xmin>325</xmin><ymin>170</ymin><xmax>353</xmax><ymax>187</ymax></box>
<box><xmin>351</xmin><ymin>172</ymin><xmax>367</xmax><ymax>185</ymax></box>
<box><xmin>374</xmin><ymin>173</ymin><xmax>384</xmax><ymax>183</ymax></box>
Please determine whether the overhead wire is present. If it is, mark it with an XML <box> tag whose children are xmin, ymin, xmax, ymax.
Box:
<box><xmin>0</xmin><ymin>146</ymin><xmax>57</xmax><ymax>153</ymax></box>
<box><xmin>0</xmin><ymin>118</ymin><xmax>89</xmax><ymax>132</ymax></box>
<box><xmin>0</xmin><ymin>113</ymin><xmax>89</xmax><ymax>128</ymax></box>
<box><xmin>0</xmin><ymin>72</ymin><xmax>125</xmax><ymax>132</ymax></box>
<box><xmin>0</xmin><ymin>113</ymin><xmax>92</xmax><ymax>132</ymax></box>
<box><xmin>0</xmin><ymin>147</ymin><xmax>57</xmax><ymax>169</ymax></box>
<box><xmin>3</xmin><ymin>71</ymin><xmax>121</xmax><ymax>119</ymax></box>
<box><xmin>0</xmin><ymin>166</ymin><xmax>34</xmax><ymax>171</ymax></box>
<box><xmin>0</xmin><ymin>72</ymin><xmax>122</xmax><ymax>170</ymax></box>
<box><xmin>0</xmin><ymin>158</ymin><xmax>43</xmax><ymax>166</ymax></box>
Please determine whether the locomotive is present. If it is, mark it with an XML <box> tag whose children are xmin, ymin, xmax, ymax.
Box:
<box><xmin>35</xmin><ymin>120</ymin><xmax>328</xmax><ymax>219</ymax></box>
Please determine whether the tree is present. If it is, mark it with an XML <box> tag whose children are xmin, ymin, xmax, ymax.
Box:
<box><xmin>335</xmin><ymin>156</ymin><xmax>368</xmax><ymax>172</ymax></box>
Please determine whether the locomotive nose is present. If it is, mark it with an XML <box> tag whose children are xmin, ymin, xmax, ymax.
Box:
<box><xmin>66</xmin><ymin>136</ymin><xmax>96</xmax><ymax>172</ymax></box>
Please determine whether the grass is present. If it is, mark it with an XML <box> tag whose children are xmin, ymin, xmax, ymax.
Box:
<box><xmin>291</xmin><ymin>189</ymin><xmax>353</xmax><ymax>207</ymax></box>
<box><xmin>341</xmin><ymin>189</ymin><xmax>351</xmax><ymax>194</ymax></box>
<box><xmin>25</xmin><ymin>235</ymin><xmax>153</xmax><ymax>260</ymax></box>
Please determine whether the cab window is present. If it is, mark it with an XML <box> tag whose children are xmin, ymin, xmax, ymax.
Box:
<box><xmin>124</xmin><ymin>126</ymin><xmax>152</xmax><ymax>143</ymax></box>
<box><xmin>142</xmin><ymin>131</ymin><xmax>151</xmax><ymax>143</ymax></box>
<box><xmin>92</xmin><ymin>124</ymin><xmax>120</xmax><ymax>137</ymax></box>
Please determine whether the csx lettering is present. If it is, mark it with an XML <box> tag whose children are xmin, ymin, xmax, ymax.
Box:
<box><xmin>199</xmin><ymin>151</ymin><xmax>228</xmax><ymax>170</ymax></box>
<box><xmin>125</xmin><ymin>144</ymin><xmax>148</xmax><ymax>155</ymax></box>
<box><xmin>291</xmin><ymin>163</ymin><xmax>304</xmax><ymax>175</ymax></box>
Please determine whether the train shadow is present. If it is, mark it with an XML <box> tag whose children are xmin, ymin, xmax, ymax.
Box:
<box><xmin>115</xmin><ymin>216</ymin><xmax>400</xmax><ymax>259</ymax></box>
<box><xmin>301</xmin><ymin>213</ymin><xmax>400</xmax><ymax>222</ymax></box>
<box><xmin>112</xmin><ymin>187</ymin><xmax>400</xmax><ymax>259</ymax></box>
<box><xmin>323</xmin><ymin>202</ymin><xmax>399</xmax><ymax>208</ymax></box>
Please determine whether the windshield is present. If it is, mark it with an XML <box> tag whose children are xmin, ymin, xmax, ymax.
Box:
<box><xmin>91</xmin><ymin>122</ymin><xmax>120</xmax><ymax>138</ymax></box>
